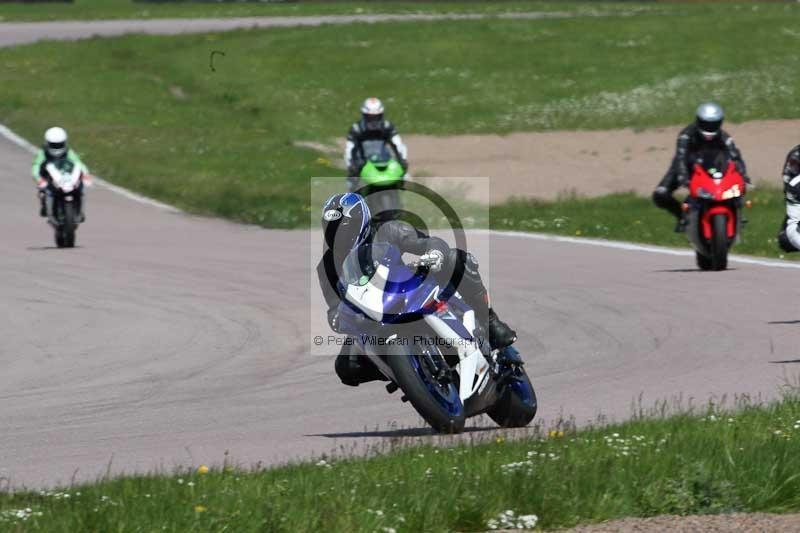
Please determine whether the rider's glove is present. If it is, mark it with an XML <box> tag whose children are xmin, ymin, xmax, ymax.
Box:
<box><xmin>418</xmin><ymin>249</ymin><xmax>445</xmax><ymax>272</ymax></box>
<box><xmin>37</xmin><ymin>178</ymin><xmax>48</xmax><ymax>190</ymax></box>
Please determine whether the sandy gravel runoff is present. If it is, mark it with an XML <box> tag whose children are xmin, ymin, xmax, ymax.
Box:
<box><xmin>405</xmin><ymin>119</ymin><xmax>800</xmax><ymax>203</ymax></box>
<box><xmin>560</xmin><ymin>512</ymin><xmax>800</xmax><ymax>532</ymax></box>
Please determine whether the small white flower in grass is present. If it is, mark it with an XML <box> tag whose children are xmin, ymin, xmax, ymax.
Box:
<box><xmin>381</xmin><ymin>528</ymin><xmax>396</xmax><ymax>533</ymax></box>
<box><xmin>486</xmin><ymin>509</ymin><xmax>538</xmax><ymax>530</ymax></box>
<box><xmin>177</xmin><ymin>478</ymin><xmax>184</xmax><ymax>484</ymax></box>
<box><xmin>187</xmin><ymin>481</ymin><xmax>195</xmax><ymax>487</ymax></box>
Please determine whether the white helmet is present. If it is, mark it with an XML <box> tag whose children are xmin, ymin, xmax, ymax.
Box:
<box><xmin>360</xmin><ymin>97</ymin><xmax>384</xmax><ymax>116</ymax></box>
<box><xmin>44</xmin><ymin>126</ymin><xmax>68</xmax><ymax>158</ymax></box>
<box><xmin>360</xmin><ymin>97</ymin><xmax>384</xmax><ymax>131</ymax></box>
<box><xmin>695</xmin><ymin>102</ymin><xmax>724</xmax><ymax>141</ymax></box>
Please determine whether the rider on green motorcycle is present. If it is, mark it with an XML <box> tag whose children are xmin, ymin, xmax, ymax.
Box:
<box><xmin>344</xmin><ymin>97</ymin><xmax>408</xmax><ymax>192</ymax></box>
<box><xmin>31</xmin><ymin>127</ymin><xmax>89</xmax><ymax>221</ymax></box>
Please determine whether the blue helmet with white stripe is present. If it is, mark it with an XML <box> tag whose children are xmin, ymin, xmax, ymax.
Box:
<box><xmin>321</xmin><ymin>193</ymin><xmax>371</xmax><ymax>254</ymax></box>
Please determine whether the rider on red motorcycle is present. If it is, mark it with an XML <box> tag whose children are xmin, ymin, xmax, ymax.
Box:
<box><xmin>652</xmin><ymin>103</ymin><xmax>750</xmax><ymax>232</ymax></box>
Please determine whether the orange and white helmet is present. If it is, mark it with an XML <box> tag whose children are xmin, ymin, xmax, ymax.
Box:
<box><xmin>360</xmin><ymin>97</ymin><xmax>384</xmax><ymax>131</ymax></box>
<box><xmin>360</xmin><ymin>97</ymin><xmax>384</xmax><ymax>116</ymax></box>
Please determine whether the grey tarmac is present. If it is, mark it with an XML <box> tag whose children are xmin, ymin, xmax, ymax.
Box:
<box><xmin>2</xmin><ymin>133</ymin><xmax>798</xmax><ymax>489</ymax></box>
<box><xmin>1</xmin><ymin>16</ymin><xmax>798</xmax><ymax>491</ymax></box>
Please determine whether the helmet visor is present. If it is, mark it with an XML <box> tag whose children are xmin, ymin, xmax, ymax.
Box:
<box><xmin>47</xmin><ymin>142</ymin><xmax>66</xmax><ymax>156</ymax></box>
<box><xmin>697</xmin><ymin>119</ymin><xmax>721</xmax><ymax>137</ymax></box>
<box><xmin>363</xmin><ymin>113</ymin><xmax>383</xmax><ymax>131</ymax></box>
<box><xmin>323</xmin><ymin>218</ymin><xmax>360</xmax><ymax>255</ymax></box>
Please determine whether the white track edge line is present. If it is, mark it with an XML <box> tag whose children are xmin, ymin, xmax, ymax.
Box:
<box><xmin>0</xmin><ymin>123</ymin><xmax>181</xmax><ymax>213</ymax></box>
<box><xmin>5</xmin><ymin>123</ymin><xmax>797</xmax><ymax>270</ymax></box>
<box><xmin>477</xmin><ymin>229</ymin><xmax>800</xmax><ymax>270</ymax></box>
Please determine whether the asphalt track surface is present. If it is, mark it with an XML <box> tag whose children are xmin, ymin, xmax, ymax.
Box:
<box><xmin>2</xmin><ymin>17</ymin><xmax>800</xmax><ymax>490</ymax></box>
<box><xmin>0</xmin><ymin>11</ymin><xmax>597</xmax><ymax>47</ymax></box>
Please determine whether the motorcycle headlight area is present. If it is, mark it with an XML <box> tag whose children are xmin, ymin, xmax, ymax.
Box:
<box><xmin>696</xmin><ymin>187</ymin><xmax>715</xmax><ymax>200</ymax></box>
<box><xmin>721</xmin><ymin>184</ymin><xmax>742</xmax><ymax>200</ymax></box>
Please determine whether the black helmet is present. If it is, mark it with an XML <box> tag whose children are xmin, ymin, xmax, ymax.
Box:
<box><xmin>321</xmin><ymin>193</ymin><xmax>371</xmax><ymax>256</ymax></box>
<box><xmin>695</xmin><ymin>102</ymin><xmax>724</xmax><ymax>140</ymax></box>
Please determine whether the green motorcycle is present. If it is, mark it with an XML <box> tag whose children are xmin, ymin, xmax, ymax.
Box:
<box><xmin>355</xmin><ymin>140</ymin><xmax>405</xmax><ymax>214</ymax></box>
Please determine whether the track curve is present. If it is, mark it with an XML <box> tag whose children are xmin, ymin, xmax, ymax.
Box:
<box><xmin>3</xmin><ymin>131</ymin><xmax>798</xmax><ymax>489</ymax></box>
<box><xmin>1</xmin><ymin>19</ymin><xmax>799</xmax><ymax>489</ymax></box>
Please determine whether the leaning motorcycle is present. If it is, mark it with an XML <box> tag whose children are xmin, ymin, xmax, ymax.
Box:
<box><xmin>335</xmin><ymin>242</ymin><xmax>537</xmax><ymax>433</ymax></box>
<box><xmin>683</xmin><ymin>150</ymin><xmax>747</xmax><ymax>271</ymax></box>
<box><xmin>355</xmin><ymin>140</ymin><xmax>405</xmax><ymax>214</ymax></box>
<box><xmin>42</xmin><ymin>158</ymin><xmax>85</xmax><ymax>248</ymax></box>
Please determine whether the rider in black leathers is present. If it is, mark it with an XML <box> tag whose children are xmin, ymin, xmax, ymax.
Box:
<box><xmin>653</xmin><ymin>102</ymin><xmax>749</xmax><ymax>232</ymax></box>
<box><xmin>317</xmin><ymin>193</ymin><xmax>516</xmax><ymax>386</ymax></box>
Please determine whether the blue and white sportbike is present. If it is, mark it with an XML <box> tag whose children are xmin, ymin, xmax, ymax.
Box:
<box><xmin>337</xmin><ymin>242</ymin><xmax>537</xmax><ymax>433</ymax></box>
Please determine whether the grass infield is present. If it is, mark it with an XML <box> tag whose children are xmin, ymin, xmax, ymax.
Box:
<box><xmin>1</xmin><ymin>2</ymin><xmax>798</xmax><ymax>256</ymax></box>
<box><xmin>1</xmin><ymin>393</ymin><xmax>799</xmax><ymax>530</ymax></box>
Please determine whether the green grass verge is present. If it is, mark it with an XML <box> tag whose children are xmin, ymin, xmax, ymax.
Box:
<box><xmin>0</xmin><ymin>1</ymin><xmax>637</xmax><ymax>22</ymax></box>
<box><xmin>1</xmin><ymin>3</ymin><xmax>798</xmax><ymax>253</ymax></box>
<box><xmin>2</xmin><ymin>394</ymin><xmax>800</xmax><ymax>531</ymax></box>
<box><xmin>493</xmin><ymin>188</ymin><xmax>792</xmax><ymax>260</ymax></box>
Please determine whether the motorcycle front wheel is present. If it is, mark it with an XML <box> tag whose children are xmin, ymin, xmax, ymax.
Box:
<box><xmin>487</xmin><ymin>366</ymin><xmax>537</xmax><ymax>428</ymax></box>
<box><xmin>710</xmin><ymin>214</ymin><xmax>728</xmax><ymax>271</ymax></box>
<box><xmin>385</xmin><ymin>340</ymin><xmax>465</xmax><ymax>434</ymax></box>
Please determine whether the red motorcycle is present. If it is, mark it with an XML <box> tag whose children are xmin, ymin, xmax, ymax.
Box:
<box><xmin>682</xmin><ymin>150</ymin><xmax>747</xmax><ymax>271</ymax></box>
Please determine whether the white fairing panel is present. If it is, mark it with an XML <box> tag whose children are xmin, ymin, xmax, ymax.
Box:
<box><xmin>345</xmin><ymin>264</ymin><xmax>389</xmax><ymax>322</ymax></box>
<box><xmin>424</xmin><ymin>314</ymin><xmax>489</xmax><ymax>401</ymax></box>
<box><xmin>46</xmin><ymin>162</ymin><xmax>81</xmax><ymax>193</ymax></box>
<box><xmin>786</xmin><ymin>203</ymin><xmax>800</xmax><ymax>251</ymax></box>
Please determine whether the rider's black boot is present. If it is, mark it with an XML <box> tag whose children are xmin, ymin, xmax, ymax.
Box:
<box><xmin>489</xmin><ymin>308</ymin><xmax>517</xmax><ymax>350</ymax></box>
<box><xmin>335</xmin><ymin>348</ymin><xmax>386</xmax><ymax>387</ymax></box>
<box><xmin>38</xmin><ymin>192</ymin><xmax>46</xmax><ymax>217</ymax></box>
<box><xmin>674</xmin><ymin>216</ymin><xmax>687</xmax><ymax>233</ymax></box>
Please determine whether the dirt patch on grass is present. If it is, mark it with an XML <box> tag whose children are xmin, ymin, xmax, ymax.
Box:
<box><xmin>557</xmin><ymin>512</ymin><xmax>800</xmax><ymax>532</ymax></box>
<box><xmin>404</xmin><ymin>120</ymin><xmax>797</xmax><ymax>203</ymax></box>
